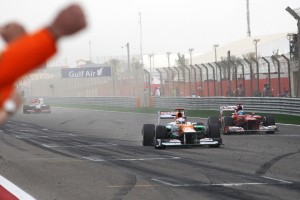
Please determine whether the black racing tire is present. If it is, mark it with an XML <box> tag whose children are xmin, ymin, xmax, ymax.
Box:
<box><xmin>207</xmin><ymin>124</ymin><xmax>221</xmax><ymax>148</ymax></box>
<box><xmin>222</xmin><ymin>116</ymin><xmax>234</xmax><ymax>135</ymax></box>
<box><xmin>207</xmin><ymin>124</ymin><xmax>221</xmax><ymax>138</ymax></box>
<box><xmin>142</xmin><ymin>124</ymin><xmax>155</xmax><ymax>146</ymax></box>
<box><xmin>264</xmin><ymin>115</ymin><xmax>275</xmax><ymax>126</ymax></box>
<box><xmin>263</xmin><ymin>115</ymin><xmax>275</xmax><ymax>134</ymax></box>
<box><xmin>155</xmin><ymin>125</ymin><xmax>167</xmax><ymax>139</ymax></box>
<box><xmin>224</xmin><ymin>116</ymin><xmax>234</xmax><ymax>126</ymax></box>
<box><xmin>45</xmin><ymin>105</ymin><xmax>51</xmax><ymax>113</ymax></box>
<box><xmin>154</xmin><ymin>125</ymin><xmax>167</xmax><ymax>149</ymax></box>
<box><xmin>207</xmin><ymin>116</ymin><xmax>220</xmax><ymax>126</ymax></box>
<box><xmin>266</xmin><ymin>131</ymin><xmax>275</xmax><ymax>134</ymax></box>
<box><xmin>23</xmin><ymin>105</ymin><xmax>29</xmax><ymax>114</ymax></box>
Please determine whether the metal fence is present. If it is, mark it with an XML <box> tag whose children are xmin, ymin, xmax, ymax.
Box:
<box><xmin>152</xmin><ymin>96</ymin><xmax>300</xmax><ymax>116</ymax></box>
<box><xmin>146</xmin><ymin>55</ymin><xmax>296</xmax><ymax>98</ymax></box>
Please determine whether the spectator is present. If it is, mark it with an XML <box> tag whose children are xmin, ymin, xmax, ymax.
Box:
<box><xmin>261</xmin><ymin>84</ymin><xmax>272</xmax><ymax>97</ymax></box>
<box><xmin>283</xmin><ymin>88</ymin><xmax>289</xmax><ymax>97</ymax></box>
<box><xmin>155</xmin><ymin>87</ymin><xmax>160</xmax><ymax>96</ymax></box>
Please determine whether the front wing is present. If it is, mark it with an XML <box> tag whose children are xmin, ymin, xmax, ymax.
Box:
<box><xmin>225</xmin><ymin>125</ymin><xmax>276</xmax><ymax>133</ymax></box>
<box><xmin>25</xmin><ymin>107</ymin><xmax>51</xmax><ymax>114</ymax></box>
<box><xmin>154</xmin><ymin>137</ymin><xmax>221</xmax><ymax>148</ymax></box>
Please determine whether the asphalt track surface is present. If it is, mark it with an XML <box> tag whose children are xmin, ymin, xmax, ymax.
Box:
<box><xmin>0</xmin><ymin>107</ymin><xmax>299</xmax><ymax>200</ymax></box>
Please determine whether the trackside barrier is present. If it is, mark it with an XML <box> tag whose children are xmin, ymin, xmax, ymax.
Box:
<box><xmin>152</xmin><ymin>97</ymin><xmax>300</xmax><ymax>116</ymax></box>
<box><xmin>39</xmin><ymin>96</ymin><xmax>300</xmax><ymax>116</ymax></box>
<box><xmin>40</xmin><ymin>96</ymin><xmax>138</xmax><ymax>108</ymax></box>
<box><xmin>135</xmin><ymin>98</ymin><xmax>141</xmax><ymax>108</ymax></box>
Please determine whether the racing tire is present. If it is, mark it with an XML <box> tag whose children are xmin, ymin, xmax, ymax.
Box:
<box><xmin>23</xmin><ymin>105</ymin><xmax>29</xmax><ymax>114</ymax></box>
<box><xmin>223</xmin><ymin>116</ymin><xmax>234</xmax><ymax>135</ymax></box>
<box><xmin>224</xmin><ymin>116</ymin><xmax>234</xmax><ymax>126</ymax></box>
<box><xmin>207</xmin><ymin>116</ymin><xmax>220</xmax><ymax>126</ymax></box>
<box><xmin>155</xmin><ymin>125</ymin><xmax>167</xmax><ymax>139</ymax></box>
<box><xmin>142</xmin><ymin>124</ymin><xmax>155</xmax><ymax>146</ymax></box>
<box><xmin>45</xmin><ymin>105</ymin><xmax>51</xmax><ymax>113</ymax></box>
<box><xmin>154</xmin><ymin>125</ymin><xmax>167</xmax><ymax>149</ymax></box>
<box><xmin>264</xmin><ymin>115</ymin><xmax>275</xmax><ymax>134</ymax></box>
<box><xmin>207</xmin><ymin>124</ymin><xmax>221</xmax><ymax>138</ymax></box>
<box><xmin>264</xmin><ymin>115</ymin><xmax>275</xmax><ymax>126</ymax></box>
<box><xmin>207</xmin><ymin>124</ymin><xmax>221</xmax><ymax>148</ymax></box>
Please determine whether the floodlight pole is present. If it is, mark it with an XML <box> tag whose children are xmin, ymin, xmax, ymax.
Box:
<box><xmin>286</xmin><ymin>6</ymin><xmax>300</xmax><ymax>69</ymax></box>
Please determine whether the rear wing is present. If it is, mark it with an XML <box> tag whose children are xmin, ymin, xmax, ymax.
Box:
<box><xmin>220</xmin><ymin>105</ymin><xmax>244</xmax><ymax>115</ymax></box>
<box><xmin>158</xmin><ymin>110</ymin><xmax>186</xmax><ymax>124</ymax></box>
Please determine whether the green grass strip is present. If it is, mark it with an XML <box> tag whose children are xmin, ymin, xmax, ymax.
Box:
<box><xmin>52</xmin><ymin>103</ymin><xmax>300</xmax><ymax>125</ymax></box>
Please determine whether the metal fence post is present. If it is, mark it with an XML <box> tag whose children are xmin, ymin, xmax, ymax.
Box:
<box><xmin>281</xmin><ymin>54</ymin><xmax>292</xmax><ymax>97</ymax></box>
<box><xmin>201</xmin><ymin>63</ymin><xmax>210</xmax><ymax>97</ymax></box>
<box><xmin>163</xmin><ymin>68</ymin><xmax>170</xmax><ymax>96</ymax></box>
<box><xmin>244</xmin><ymin>58</ymin><xmax>254</xmax><ymax>96</ymax></box>
<box><xmin>183</xmin><ymin>65</ymin><xmax>192</xmax><ymax>96</ymax></box>
<box><xmin>251</xmin><ymin>57</ymin><xmax>260</xmax><ymax>96</ymax></box>
<box><xmin>156</xmin><ymin>68</ymin><xmax>163</xmax><ymax>96</ymax></box>
<box><xmin>229</xmin><ymin>60</ymin><xmax>238</xmax><ymax>96</ymax></box>
<box><xmin>207</xmin><ymin>63</ymin><xmax>216</xmax><ymax>96</ymax></box>
<box><xmin>261</xmin><ymin>57</ymin><xmax>271</xmax><ymax>89</ymax></box>
<box><xmin>174</xmin><ymin>66</ymin><xmax>180</xmax><ymax>96</ymax></box>
<box><xmin>195</xmin><ymin>64</ymin><xmax>203</xmax><ymax>97</ymax></box>
<box><xmin>144</xmin><ymin>69</ymin><xmax>151</xmax><ymax>105</ymax></box>
<box><xmin>271</xmin><ymin>56</ymin><xmax>281</xmax><ymax>97</ymax></box>
<box><xmin>236</xmin><ymin>60</ymin><xmax>246</xmax><ymax>97</ymax></box>
<box><xmin>168</xmin><ymin>67</ymin><xmax>175</xmax><ymax>96</ymax></box>
<box><xmin>215</xmin><ymin>62</ymin><xmax>223</xmax><ymax>96</ymax></box>
<box><xmin>190</xmin><ymin>65</ymin><xmax>198</xmax><ymax>96</ymax></box>
<box><xmin>179</xmin><ymin>66</ymin><xmax>186</xmax><ymax>96</ymax></box>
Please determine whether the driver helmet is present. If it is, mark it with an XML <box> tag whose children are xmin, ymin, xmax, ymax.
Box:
<box><xmin>176</xmin><ymin>117</ymin><xmax>185</xmax><ymax>124</ymax></box>
<box><xmin>237</xmin><ymin>110</ymin><xmax>244</xmax><ymax>115</ymax></box>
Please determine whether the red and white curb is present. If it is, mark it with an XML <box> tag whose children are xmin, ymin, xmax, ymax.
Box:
<box><xmin>0</xmin><ymin>175</ymin><xmax>35</xmax><ymax>200</ymax></box>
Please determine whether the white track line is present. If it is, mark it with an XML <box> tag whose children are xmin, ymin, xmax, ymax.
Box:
<box><xmin>0</xmin><ymin>175</ymin><xmax>36</xmax><ymax>200</ymax></box>
<box><xmin>152</xmin><ymin>178</ymin><xmax>268</xmax><ymax>187</ymax></box>
<box><xmin>83</xmin><ymin>157</ymin><xmax>106</xmax><ymax>162</ymax></box>
<box><xmin>261</xmin><ymin>176</ymin><xmax>293</xmax><ymax>184</ymax></box>
<box><xmin>152</xmin><ymin>175</ymin><xmax>293</xmax><ymax>187</ymax></box>
<box><xmin>152</xmin><ymin>179</ymin><xmax>180</xmax><ymax>187</ymax></box>
<box><xmin>83</xmin><ymin>156</ymin><xmax>181</xmax><ymax>162</ymax></box>
<box><xmin>42</xmin><ymin>143</ymin><xmax>116</xmax><ymax>148</ymax></box>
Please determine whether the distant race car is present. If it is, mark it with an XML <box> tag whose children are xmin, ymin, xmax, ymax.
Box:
<box><xmin>142</xmin><ymin>108</ymin><xmax>222</xmax><ymax>149</ymax></box>
<box><xmin>217</xmin><ymin>105</ymin><xmax>276</xmax><ymax>134</ymax></box>
<box><xmin>23</xmin><ymin>98</ymin><xmax>51</xmax><ymax>114</ymax></box>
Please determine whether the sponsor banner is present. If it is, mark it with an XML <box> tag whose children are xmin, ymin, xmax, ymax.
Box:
<box><xmin>61</xmin><ymin>66</ymin><xmax>111</xmax><ymax>78</ymax></box>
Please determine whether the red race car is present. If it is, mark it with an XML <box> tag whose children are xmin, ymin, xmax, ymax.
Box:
<box><xmin>219</xmin><ymin>105</ymin><xmax>276</xmax><ymax>135</ymax></box>
<box><xmin>23</xmin><ymin>98</ymin><xmax>51</xmax><ymax>114</ymax></box>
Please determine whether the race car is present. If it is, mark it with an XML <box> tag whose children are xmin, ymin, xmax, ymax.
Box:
<box><xmin>142</xmin><ymin>108</ymin><xmax>222</xmax><ymax>149</ymax></box>
<box><xmin>23</xmin><ymin>98</ymin><xmax>51</xmax><ymax>114</ymax></box>
<box><xmin>218</xmin><ymin>105</ymin><xmax>276</xmax><ymax>134</ymax></box>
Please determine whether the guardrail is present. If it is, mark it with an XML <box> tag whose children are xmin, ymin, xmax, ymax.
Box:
<box><xmin>40</xmin><ymin>96</ymin><xmax>300</xmax><ymax>116</ymax></box>
<box><xmin>42</xmin><ymin>96</ymin><xmax>138</xmax><ymax>107</ymax></box>
<box><xmin>152</xmin><ymin>96</ymin><xmax>300</xmax><ymax>116</ymax></box>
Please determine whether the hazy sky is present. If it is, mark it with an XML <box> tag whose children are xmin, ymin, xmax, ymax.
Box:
<box><xmin>0</xmin><ymin>0</ymin><xmax>299</xmax><ymax>67</ymax></box>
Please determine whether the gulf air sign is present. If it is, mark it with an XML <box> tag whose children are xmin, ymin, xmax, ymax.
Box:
<box><xmin>61</xmin><ymin>66</ymin><xmax>111</xmax><ymax>78</ymax></box>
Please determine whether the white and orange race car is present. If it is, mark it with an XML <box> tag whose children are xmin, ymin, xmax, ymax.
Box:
<box><xmin>23</xmin><ymin>98</ymin><xmax>51</xmax><ymax>114</ymax></box>
<box><xmin>142</xmin><ymin>108</ymin><xmax>222</xmax><ymax>149</ymax></box>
